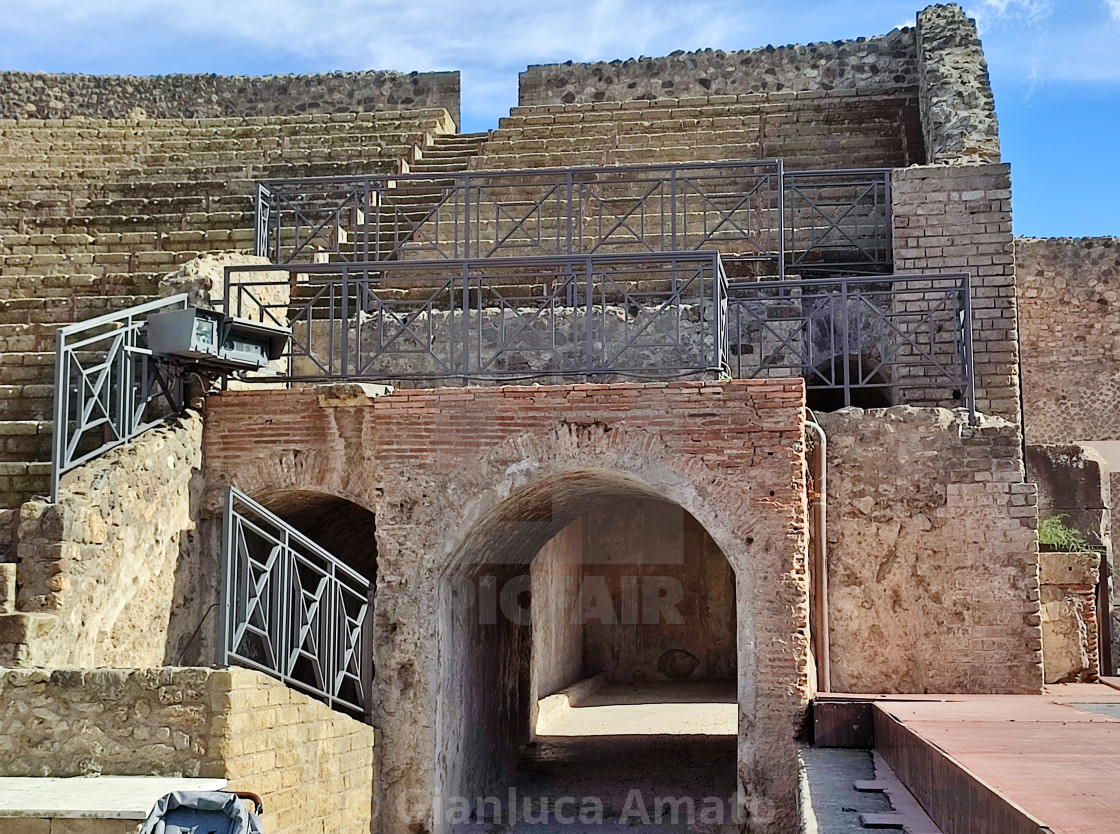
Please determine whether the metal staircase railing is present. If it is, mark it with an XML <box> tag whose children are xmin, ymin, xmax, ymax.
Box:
<box><xmin>221</xmin><ymin>486</ymin><xmax>373</xmax><ymax>719</ymax></box>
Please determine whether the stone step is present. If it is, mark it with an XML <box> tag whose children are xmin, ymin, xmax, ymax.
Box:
<box><xmin>0</xmin><ymin>294</ymin><xmax>157</xmax><ymax>327</ymax></box>
<box><xmin>0</xmin><ymin>461</ymin><xmax>51</xmax><ymax>510</ymax></box>
<box><xmin>0</xmin><ymin>384</ymin><xmax>54</xmax><ymax>420</ymax></box>
<box><xmin>0</xmin><ymin>420</ymin><xmax>52</xmax><ymax>462</ymax></box>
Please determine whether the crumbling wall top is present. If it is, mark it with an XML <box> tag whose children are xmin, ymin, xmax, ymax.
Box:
<box><xmin>518</xmin><ymin>27</ymin><xmax>919</xmax><ymax>106</ymax></box>
<box><xmin>0</xmin><ymin>69</ymin><xmax>462</xmax><ymax>128</ymax></box>
<box><xmin>916</xmin><ymin>3</ymin><xmax>1001</xmax><ymax>163</ymax></box>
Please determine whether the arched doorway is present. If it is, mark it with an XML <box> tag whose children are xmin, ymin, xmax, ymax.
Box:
<box><xmin>435</xmin><ymin>471</ymin><xmax>747</xmax><ymax>831</ymax></box>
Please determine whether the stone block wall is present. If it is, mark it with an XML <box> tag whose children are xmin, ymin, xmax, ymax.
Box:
<box><xmin>891</xmin><ymin>163</ymin><xmax>1019</xmax><ymax>422</ymax></box>
<box><xmin>915</xmin><ymin>4</ymin><xmax>1000</xmax><ymax>164</ymax></box>
<box><xmin>0</xmin><ymin>69</ymin><xmax>461</xmax><ymax>128</ymax></box>
<box><xmin>0</xmin><ymin>666</ymin><xmax>375</xmax><ymax>834</ymax></box>
<box><xmin>518</xmin><ymin>28</ymin><xmax>918</xmax><ymax>106</ymax></box>
<box><xmin>6</xmin><ymin>413</ymin><xmax>205</xmax><ymax>668</ymax></box>
<box><xmin>1017</xmin><ymin>237</ymin><xmax>1120</xmax><ymax>444</ymax></box>
<box><xmin>817</xmin><ymin>406</ymin><xmax>1043</xmax><ymax>695</ymax></box>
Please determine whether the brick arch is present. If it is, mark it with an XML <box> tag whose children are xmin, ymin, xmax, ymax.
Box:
<box><xmin>374</xmin><ymin>421</ymin><xmax>807</xmax><ymax>834</ymax></box>
<box><xmin>200</xmin><ymin>381</ymin><xmax>810</xmax><ymax>833</ymax></box>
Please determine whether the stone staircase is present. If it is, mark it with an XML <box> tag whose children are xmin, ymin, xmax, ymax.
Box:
<box><xmin>0</xmin><ymin>110</ymin><xmax>465</xmax><ymax>515</ymax></box>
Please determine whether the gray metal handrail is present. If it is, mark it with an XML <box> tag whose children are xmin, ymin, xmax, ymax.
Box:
<box><xmin>220</xmin><ymin>486</ymin><xmax>373</xmax><ymax>719</ymax></box>
<box><xmin>50</xmin><ymin>294</ymin><xmax>189</xmax><ymax>501</ymax></box>
<box><xmin>255</xmin><ymin>159</ymin><xmax>787</xmax><ymax>272</ymax></box>
<box><xmin>254</xmin><ymin>160</ymin><xmax>896</xmax><ymax>278</ymax></box>
<box><xmin>224</xmin><ymin>251</ymin><xmax>728</xmax><ymax>384</ymax></box>
<box><xmin>727</xmin><ymin>272</ymin><xmax>976</xmax><ymax>422</ymax></box>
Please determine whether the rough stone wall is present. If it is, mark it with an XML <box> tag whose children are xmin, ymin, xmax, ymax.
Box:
<box><xmin>1017</xmin><ymin>237</ymin><xmax>1120</xmax><ymax>444</ymax></box>
<box><xmin>201</xmin><ymin>380</ymin><xmax>811</xmax><ymax>834</ymax></box>
<box><xmin>518</xmin><ymin>28</ymin><xmax>917</xmax><ymax>106</ymax></box>
<box><xmin>1038</xmin><ymin>551</ymin><xmax>1100</xmax><ymax>683</ymax></box>
<box><xmin>891</xmin><ymin>163</ymin><xmax>1019</xmax><ymax>422</ymax></box>
<box><xmin>915</xmin><ymin>4</ymin><xmax>1000</xmax><ymax>164</ymax></box>
<box><xmin>0</xmin><ymin>666</ymin><xmax>375</xmax><ymax>834</ymax></box>
<box><xmin>8</xmin><ymin>413</ymin><xmax>205</xmax><ymax>668</ymax></box>
<box><xmin>0</xmin><ymin>69</ymin><xmax>461</xmax><ymax>128</ymax></box>
<box><xmin>581</xmin><ymin>498</ymin><xmax>736</xmax><ymax>682</ymax></box>
<box><xmin>817</xmin><ymin>406</ymin><xmax>1043</xmax><ymax>695</ymax></box>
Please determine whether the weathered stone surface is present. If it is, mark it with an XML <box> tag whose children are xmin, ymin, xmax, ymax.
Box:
<box><xmin>518</xmin><ymin>28</ymin><xmax>918</xmax><ymax>106</ymax></box>
<box><xmin>0</xmin><ymin>667</ymin><xmax>374</xmax><ymax>834</ymax></box>
<box><xmin>14</xmin><ymin>413</ymin><xmax>204</xmax><ymax>668</ymax></box>
<box><xmin>817</xmin><ymin>406</ymin><xmax>1043</xmax><ymax>695</ymax></box>
<box><xmin>158</xmin><ymin>252</ymin><xmax>289</xmax><ymax>316</ymax></box>
<box><xmin>1039</xmin><ymin>551</ymin><xmax>1101</xmax><ymax>683</ymax></box>
<box><xmin>1017</xmin><ymin>237</ymin><xmax>1120</xmax><ymax>444</ymax></box>
<box><xmin>916</xmin><ymin>4</ymin><xmax>1000</xmax><ymax>164</ymax></box>
<box><xmin>0</xmin><ymin>69</ymin><xmax>461</xmax><ymax>128</ymax></box>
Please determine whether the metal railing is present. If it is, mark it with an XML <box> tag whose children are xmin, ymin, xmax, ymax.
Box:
<box><xmin>224</xmin><ymin>252</ymin><xmax>727</xmax><ymax>383</ymax></box>
<box><xmin>727</xmin><ymin>272</ymin><xmax>975</xmax><ymax>420</ymax></box>
<box><xmin>256</xmin><ymin>159</ymin><xmax>790</xmax><ymax>265</ymax></box>
<box><xmin>51</xmin><ymin>294</ymin><xmax>188</xmax><ymax>501</ymax></box>
<box><xmin>221</xmin><ymin>486</ymin><xmax>373</xmax><ymax>719</ymax></box>
<box><xmin>785</xmin><ymin>169</ymin><xmax>892</xmax><ymax>276</ymax></box>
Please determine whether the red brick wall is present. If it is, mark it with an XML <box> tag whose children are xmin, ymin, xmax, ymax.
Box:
<box><xmin>202</xmin><ymin>379</ymin><xmax>811</xmax><ymax>834</ymax></box>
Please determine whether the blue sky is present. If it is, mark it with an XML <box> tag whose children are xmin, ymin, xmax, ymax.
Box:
<box><xmin>1</xmin><ymin>0</ymin><xmax>1117</xmax><ymax>237</ymax></box>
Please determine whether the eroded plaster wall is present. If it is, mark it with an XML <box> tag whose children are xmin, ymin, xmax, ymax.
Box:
<box><xmin>6</xmin><ymin>413</ymin><xmax>206</xmax><ymax>668</ymax></box>
<box><xmin>581</xmin><ymin>498</ymin><xmax>735</xmax><ymax>683</ymax></box>
<box><xmin>817</xmin><ymin>406</ymin><xmax>1043</xmax><ymax>695</ymax></box>
<box><xmin>531</xmin><ymin>518</ymin><xmax>585</xmax><ymax>702</ymax></box>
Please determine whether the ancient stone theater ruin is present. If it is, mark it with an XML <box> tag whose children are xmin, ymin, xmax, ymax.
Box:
<box><xmin>0</xmin><ymin>4</ymin><xmax>1117</xmax><ymax>833</ymax></box>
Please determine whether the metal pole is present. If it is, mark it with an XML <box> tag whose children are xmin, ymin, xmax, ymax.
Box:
<box><xmin>961</xmin><ymin>274</ymin><xmax>978</xmax><ymax>425</ymax></box>
<box><xmin>49</xmin><ymin>328</ymin><xmax>67</xmax><ymax>502</ymax></box>
<box><xmin>776</xmin><ymin>160</ymin><xmax>786</xmax><ymax>281</ymax></box>
<box><xmin>805</xmin><ymin>419</ymin><xmax>830</xmax><ymax>693</ymax></box>
<box><xmin>218</xmin><ymin>485</ymin><xmax>235</xmax><ymax>667</ymax></box>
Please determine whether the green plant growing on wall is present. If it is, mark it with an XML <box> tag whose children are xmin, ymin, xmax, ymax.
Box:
<box><xmin>1037</xmin><ymin>514</ymin><xmax>1094</xmax><ymax>552</ymax></box>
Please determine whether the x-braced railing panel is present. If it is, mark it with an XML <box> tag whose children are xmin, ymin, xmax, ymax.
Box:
<box><xmin>51</xmin><ymin>294</ymin><xmax>188</xmax><ymax>501</ymax></box>
<box><xmin>223</xmin><ymin>253</ymin><xmax>727</xmax><ymax>384</ymax></box>
<box><xmin>221</xmin><ymin>487</ymin><xmax>373</xmax><ymax>719</ymax></box>
<box><xmin>784</xmin><ymin>169</ymin><xmax>892</xmax><ymax>276</ymax></box>
<box><xmin>255</xmin><ymin>160</ymin><xmax>785</xmax><ymax>272</ymax></box>
<box><xmin>726</xmin><ymin>272</ymin><xmax>975</xmax><ymax>421</ymax></box>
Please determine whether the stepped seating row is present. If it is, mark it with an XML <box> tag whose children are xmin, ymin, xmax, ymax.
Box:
<box><xmin>0</xmin><ymin>110</ymin><xmax>456</xmax><ymax>235</ymax></box>
<box><xmin>0</xmin><ymin>129</ymin><xmax>488</xmax><ymax>511</ymax></box>
<box><xmin>473</xmin><ymin>91</ymin><xmax>923</xmax><ymax>172</ymax></box>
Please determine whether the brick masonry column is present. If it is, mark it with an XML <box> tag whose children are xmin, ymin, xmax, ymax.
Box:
<box><xmin>892</xmin><ymin>162</ymin><xmax>1021</xmax><ymax>424</ymax></box>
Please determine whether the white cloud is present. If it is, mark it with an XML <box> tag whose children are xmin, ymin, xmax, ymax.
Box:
<box><xmin>1106</xmin><ymin>0</ymin><xmax>1120</xmax><ymax>23</ymax></box>
<box><xmin>971</xmin><ymin>0</ymin><xmax>1054</xmax><ymax>31</ymax></box>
